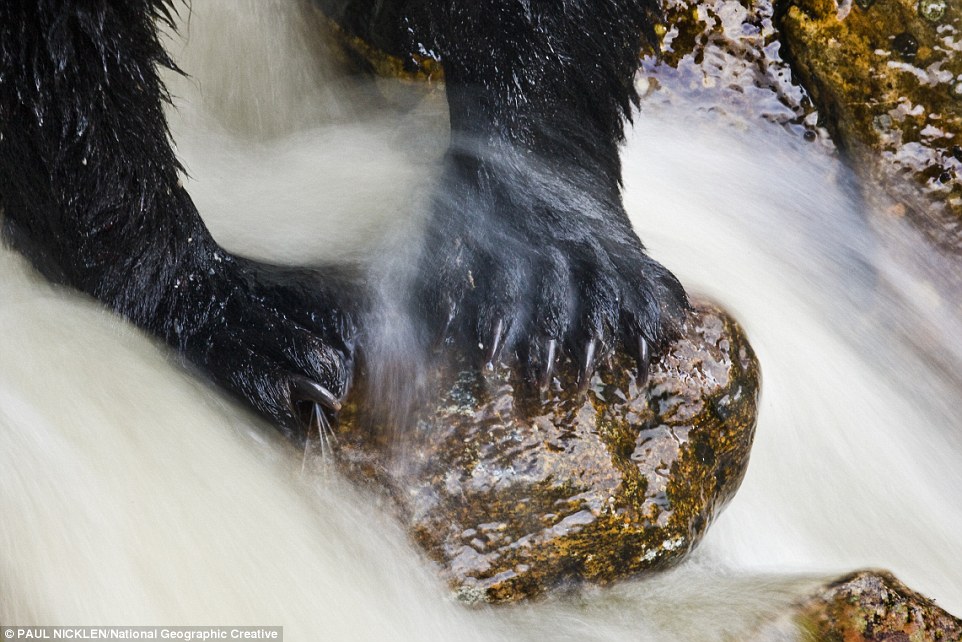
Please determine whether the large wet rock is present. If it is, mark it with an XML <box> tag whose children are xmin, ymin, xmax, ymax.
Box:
<box><xmin>779</xmin><ymin>0</ymin><xmax>962</xmax><ymax>250</ymax></box>
<box><xmin>332</xmin><ymin>300</ymin><xmax>759</xmax><ymax>603</ymax></box>
<box><xmin>640</xmin><ymin>0</ymin><xmax>962</xmax><ymax>255</ymax></box>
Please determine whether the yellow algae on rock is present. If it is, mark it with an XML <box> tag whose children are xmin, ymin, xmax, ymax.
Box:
<box><xmin>780</xmin><ymin>0</ymin><xmax>962</xmax><ymax>249</ymax></box>
<box><xmin>333</xmin><ymin>300</ymin><xmax>760</xmax><ymax>603</ymax></box>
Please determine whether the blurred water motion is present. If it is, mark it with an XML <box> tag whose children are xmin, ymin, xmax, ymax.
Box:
<box><xmin>1</xmin><ymin>0</ymin><xmax>960</xmax><ymax>638</ymax></box>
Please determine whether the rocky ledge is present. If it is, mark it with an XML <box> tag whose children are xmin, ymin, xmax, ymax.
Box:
<box><xmin>333</xmin><ymin>300</ymin><xmax>760</xmax><ymax>603</ymax></box>
<box><xmin>779</xmin><ymin>0</ymin><xmax>962</xmax><ymax>250</ymax></box>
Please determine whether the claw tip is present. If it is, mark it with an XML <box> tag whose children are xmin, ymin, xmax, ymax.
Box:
<box><xmin>291</xmin><ymin>376</ymin><xmax>342</xmax><ymax>412</ymax></box>
<box><xmin>636</xmin><ymin>336</ymin><xmax>651</xmax><ymax>386</ymax></box>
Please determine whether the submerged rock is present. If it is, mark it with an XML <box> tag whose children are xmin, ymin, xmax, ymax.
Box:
<box><xmin>333</xmin><ymin>300</ymin><xmax>759</xmax><ymax>603</ymax></box>
<box><xmin>779</xmin><ymin>0</ymin><xmax>962</xmax><ymax>249</ymax></box>
<box><xmin>790</xmin><ymin>570</ymin><xmax>962</xmax><ymax>640</ymax></box>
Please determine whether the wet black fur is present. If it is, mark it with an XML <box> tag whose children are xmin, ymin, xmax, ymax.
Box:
<box><xmin>0</xmin><ymin>0</ymin><xmax>354</xmax><ymax>441</ymax></box>
<box><xmin>0</xmin><ymin>0</ymin><xmax>687</xmax><ymax>439</ymax></box>
<box><xmin>373</xmin><ymin>0</ymin><xmax>690</xmax><ymax>375</ymax></box>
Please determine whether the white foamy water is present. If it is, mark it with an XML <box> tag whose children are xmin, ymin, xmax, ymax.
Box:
<box><xmin>2</xmin><ymin>0</ymin><xmax>960</xmax><ymax>638</ymax></box>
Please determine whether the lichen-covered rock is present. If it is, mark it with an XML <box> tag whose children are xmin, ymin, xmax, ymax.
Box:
<box><xmin>779</xmin><ymin>0</ymin><xmax>962</xmax><ymax>250</ymax></box>
<box><xmin>333</xmin><ymin>300</ymin><xmax>759</xmax><ymax>603</ymax></box>
<box><xmin>793</xmin><ymin>570</ymin><xmax>962</xmax><ymax>641</ymax></box>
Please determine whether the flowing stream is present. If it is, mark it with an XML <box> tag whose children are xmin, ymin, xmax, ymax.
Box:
<box><xmin>2</xmin><ymin>1</ymin><xmax>961</xmax><ymax>638</ymax></box>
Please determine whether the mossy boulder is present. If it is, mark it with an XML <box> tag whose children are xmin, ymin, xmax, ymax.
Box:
<box><xmin>333</xmin><ymin>300</ymin><xmax>759</xmax><ymax>603</ymax></box>
<box><xmin>779</xmin><ymin>0</ymin><xmax>962</xmax><ymax>249</ymax></box>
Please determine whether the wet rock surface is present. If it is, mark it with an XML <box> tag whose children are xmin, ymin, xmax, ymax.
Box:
<box><xmin>641</xmin><ymin>0</ymin><xmax>820</xmax><ymax>137</ymax></box>
<box><xmin>333</xmin><ymin>300</ymin><xmax>759</xmax><ymax>603</ymax></box>
<box><xmin>792</xmin><ymin>570</ymin><xmax>962</xmax><ymax>640</ymax></box>
<box><xmin>779</xmin><ymin>0</ymin><xmax>962</xmax><ymax>249</ymax></box>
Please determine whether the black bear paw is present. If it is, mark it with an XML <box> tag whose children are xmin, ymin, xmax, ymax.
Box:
<box><xmin>415</xmin><ymin>159</ymin><xmax>688</xmax><ymax>389</ymax></box>
<box><xmin>164</xmin><ymin>247</ymin><xmax>358</xmax><ymax>444</ymax></box>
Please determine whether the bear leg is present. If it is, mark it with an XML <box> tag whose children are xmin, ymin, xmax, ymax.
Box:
<box><xmin>412</xmin><ymin>0</ymin><xmax>689</xmax><ymax>387</ymax></box>
<box><xmin>0</xmin><ymin>0</ymin><xmax>357</xmax><ymax>442</ymax></box>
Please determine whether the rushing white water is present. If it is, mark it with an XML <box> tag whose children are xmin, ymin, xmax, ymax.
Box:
<box><xmin>2</xmin><ymin>0</ymin><xmax>960</xmax><ymax>638</ymax></box>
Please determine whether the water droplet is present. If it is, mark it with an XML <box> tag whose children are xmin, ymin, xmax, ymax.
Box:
<box><xmin>918</xmin><ymin>0</ymin><xmax>946</xmax><ymax>22</ymax></box>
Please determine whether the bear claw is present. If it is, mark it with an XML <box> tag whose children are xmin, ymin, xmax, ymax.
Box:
<box><xmin>636</xmin><ymin>336</ymin><xmax>651</xmax><ymax>386</ymax></box>
<box><xmin>539</xmin><ymin>338</ymin><xmax>559</xmax><ymax>390</ymax></box>
<box><xmin>291</xmin><ymin>376</ymin><xmax>342</xmax><ymax>413</ymax></box>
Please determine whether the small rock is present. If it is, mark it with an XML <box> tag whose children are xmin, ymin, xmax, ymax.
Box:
<box><xmin>334</xmin><ymin>300</ymin><xmax>760</xmax><ymax>602</ymax></box>
<box><xmin>793</xmin><ymin>570</ymin><xmax>962</xmax><ymax>640</ymax></box>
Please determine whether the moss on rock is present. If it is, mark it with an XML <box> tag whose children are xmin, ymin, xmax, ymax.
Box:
<box><xmin>794</xmin><ymin>570</ymin><xmax>962</xmax><ymax>641</ymax></box>
<box><xmin>779</xmin><ymin>0</ymin><xmax>962</xmax><ymax>250</ymax></box>
<box><xmin>333</xmin><ymin>300</ymin><xmax>759</xmax><ymax>603</ymax></box>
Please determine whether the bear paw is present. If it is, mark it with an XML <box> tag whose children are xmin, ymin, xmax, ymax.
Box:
<box><xmin>415</xmin><ymin>156</ymin><xmax>688</xmax><ymax>389</ymax></box>
<box><xmin>163</xmin><ymin>248</ymin><xmax>359</xmax><ymax>444</ymax></box>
